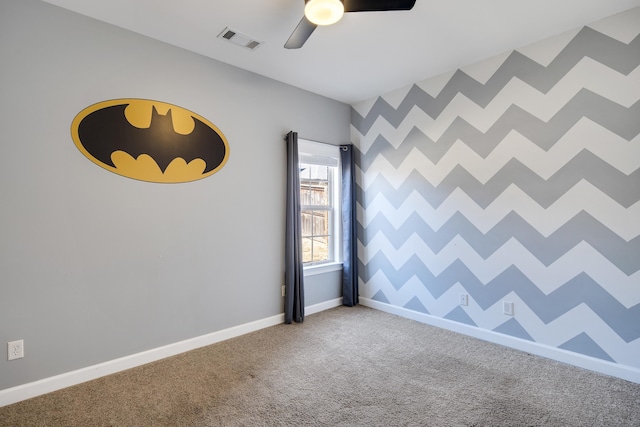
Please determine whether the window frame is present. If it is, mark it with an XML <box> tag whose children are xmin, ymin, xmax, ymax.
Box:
<box><xmin>298</xmin><ymin>139</ymin><xmax>342</xmax><ymax>271</ymax></box>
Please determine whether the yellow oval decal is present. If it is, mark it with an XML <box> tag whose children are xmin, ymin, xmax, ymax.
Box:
<box><xmin>71</xmin><ymin>99</ymin><xmax>229</xmax><ymax>183</ymax></box>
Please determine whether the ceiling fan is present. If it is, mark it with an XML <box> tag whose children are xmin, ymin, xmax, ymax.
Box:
<box><xmin>284</xmin><ymin>0</ymin><xmax>416</xmax><ymax>49</ymax></box>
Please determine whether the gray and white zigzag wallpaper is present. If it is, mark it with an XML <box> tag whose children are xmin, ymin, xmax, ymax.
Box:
<box><xmin>350</xmin><ymin>8</ymin><xmax>640</xmax><ymax>371</ymax></box>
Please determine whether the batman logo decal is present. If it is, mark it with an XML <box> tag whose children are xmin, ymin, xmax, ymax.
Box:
<box><xmin>71</xmin><ymin>99</ymin><xmax>229</xmax><ymax>183</ymax></box>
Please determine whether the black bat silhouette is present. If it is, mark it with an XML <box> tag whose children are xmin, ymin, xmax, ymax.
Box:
<box><xmin>77</xmin><ymin>104</ymin><xmax>226</xmax><ymax>174</ymax></box>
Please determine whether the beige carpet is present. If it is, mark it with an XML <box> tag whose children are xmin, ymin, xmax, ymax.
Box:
<box><xmin>1</xmin><ymin>306</ymin><xmax>639</xmax><ymax>426</ymax></box>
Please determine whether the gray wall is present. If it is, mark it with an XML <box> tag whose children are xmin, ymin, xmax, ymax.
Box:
<box><xmin>351</xmin><ymin>7</ymin><xmax>640</xmax><ymax>372</ymax></box>
<box><xmin>0</xmin><ymin>0</ymin><xmax>349</xmax><ymax>390</ymax></box>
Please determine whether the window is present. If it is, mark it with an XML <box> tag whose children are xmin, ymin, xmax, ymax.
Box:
<box><xmin>300</xmin><ymin>163</ymin><xmax>333</xmax><ymax>263</ymax></box>
<box><xmin>298</xmin><ymin>140</ymin><xmax>341</xmax><ymax>266</ymax></box>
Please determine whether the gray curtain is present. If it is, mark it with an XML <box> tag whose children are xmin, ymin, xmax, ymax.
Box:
<box><xmin>284</xmin><ymin>131</ymin><xmax>305</xmax><ymax>323</ymax></box>
<box><xmin>340</xmin><ymin>144</ymin><xmax>358</xmax><ymax>306</ymax></box>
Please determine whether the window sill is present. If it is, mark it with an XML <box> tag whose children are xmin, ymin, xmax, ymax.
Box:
<box><xmin>303</xmin><ymin>262</ymin><xmax>343</xmax><ymax>277</ymax></box>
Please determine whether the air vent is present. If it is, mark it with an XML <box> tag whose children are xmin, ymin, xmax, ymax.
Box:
<box><xmin>217</xmin><ymin>27</ymin><xmax>263</xmax><ymax>50</ymax></box>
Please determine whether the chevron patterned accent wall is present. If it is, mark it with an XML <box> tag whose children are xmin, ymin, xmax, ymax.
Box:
<box><xmin>350</xmin><ymin>8</ymin><xmax>640</xmax><ymax>374</ymax></box>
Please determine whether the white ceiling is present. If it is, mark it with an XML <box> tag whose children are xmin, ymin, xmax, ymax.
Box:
<box><xmin>41</xmin><ymin>0</ymin><xmax>640</xmax><ymax>104</ymax></box>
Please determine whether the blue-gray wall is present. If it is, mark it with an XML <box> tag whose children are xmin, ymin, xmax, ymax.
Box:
<box><xmin>352</xmin><ymin>7</ymin><xmax>640</xmax><ymax>372</ymax></box>
<box><xmin>0</xmin><ymin>0</ymin><xmax>348</xmax><ymax>391</ymax></box>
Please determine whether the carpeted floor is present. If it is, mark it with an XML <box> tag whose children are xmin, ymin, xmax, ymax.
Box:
<box><xmin>1</xmin><ymin>305</ymin><xmax>639</xmax><ymax>426</ymax></box>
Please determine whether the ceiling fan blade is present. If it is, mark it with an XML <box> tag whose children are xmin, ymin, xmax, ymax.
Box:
<box><xmin>343</xmin><ymin>0</ymin><xmax>416</xmax><ymax>13</ymax></box>
<box><xmin>284</xmin><ymin>16</ymin><xmax>317</xmax><ymax>49</ymax></box>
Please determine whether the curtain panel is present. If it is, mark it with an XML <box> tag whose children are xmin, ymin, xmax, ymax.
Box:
<box><xmin>340</xmin><ymin>144</ymin><xmax>359</xmax><ymax>307</ymax></box>
<box><xmin>284</xmin><ymin>131</ymin><xmax>305</xmax><ymax>323</ymax></box>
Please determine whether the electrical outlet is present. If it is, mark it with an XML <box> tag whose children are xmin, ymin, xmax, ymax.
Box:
<box><xmin>281</xmin><ymin>285</ymin><xmax>286</xmax><ymax>297</ymax></box>
<box><xmin>503</xmin><ymin>301</ymin><xmax>514</xmax><ymax>316</ymax></box>
<box><xmin>8</xmin><ymin>340</ymin><xmax>24</xmax><ymax>361</ymax></box>
<box><xmin>459</xmin><ymin>293</ymin><xmax>468</xmax><ymax>306</ymax></box>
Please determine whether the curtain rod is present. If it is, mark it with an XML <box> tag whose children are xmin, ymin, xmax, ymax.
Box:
<box><xmin>300</xmin><ymin>138</ymin><xmax>350</xmax><ymax>151</ymax></box>
<box><xmin>285</xmin><ymin>133</ymin><xmax>350</xmax><ymax>150</ymax></box>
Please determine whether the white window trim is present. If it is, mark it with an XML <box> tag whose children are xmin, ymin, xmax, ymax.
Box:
<box><xmin>304</xmin><ymin>261</ymin><xmax>343</xmax><ymax>276</ymax></box>
<box><xmin>299</xmin><ymin>139</ymin><xmax>342</xmax><ymax>268</ymax></box>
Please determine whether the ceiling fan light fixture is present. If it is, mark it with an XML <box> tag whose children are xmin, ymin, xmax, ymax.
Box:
<box><xmin>304</xmin><ymin>0</ymin><xmax>344</xmax><ymax>26</ymax></box>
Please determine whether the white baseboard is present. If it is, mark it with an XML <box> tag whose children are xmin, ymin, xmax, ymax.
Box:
<box><xmin>0</xmin><ymin>314</ymin><xmax>284</xmax><ymax>408</ymax></box>
<box><xmin>7</xmin><ymin>296</ymin><xmax>633</xmax><ymax>408</ymax></box>
<box><xmin>0</xmin><ymin>298</ymin><xmax>343</xmax><ymax>408</ymax></box>
<box><xmin>360</xmin><ymin>298</ymin><xmax>640</xmax><ymax>384</ymax></box>
<box><xmin>306</xmin><ymin>297</ymin><xmax>343</xmax><ymax>315</ymax></box>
